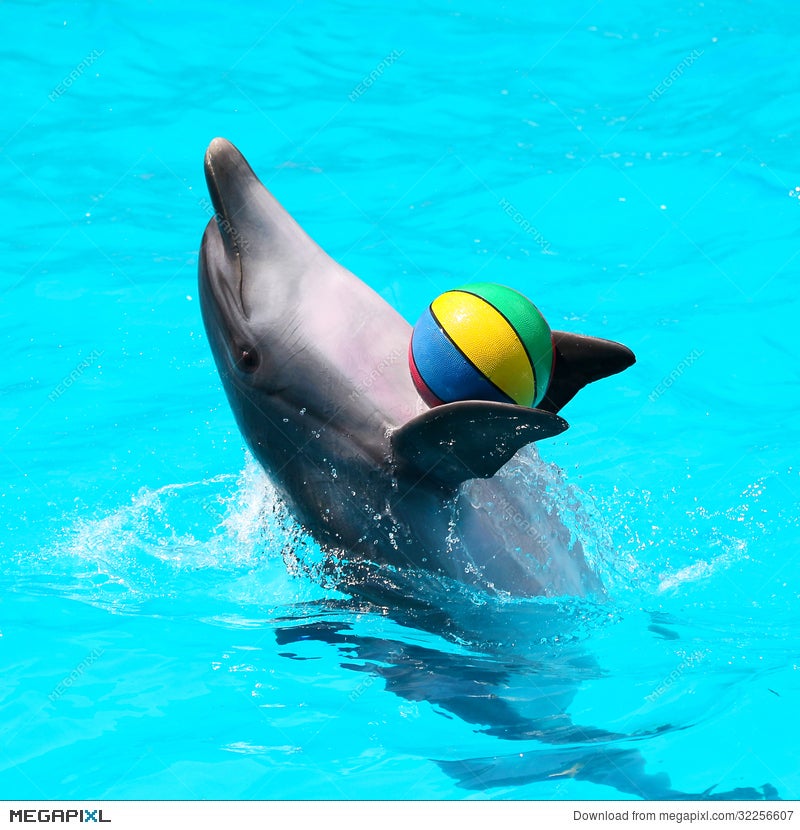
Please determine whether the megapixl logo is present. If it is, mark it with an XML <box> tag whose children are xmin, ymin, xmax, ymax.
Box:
<box><xmin>9</xmin><ymin>809</ymin><xmax>110</xmax><ymax>823</ymax></box>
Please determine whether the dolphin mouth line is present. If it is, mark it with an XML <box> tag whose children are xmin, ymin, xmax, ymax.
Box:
<box><xmin>204</xmin><ymin>144</ymin><xmax>248</xmax><ymax>318</ymax></box>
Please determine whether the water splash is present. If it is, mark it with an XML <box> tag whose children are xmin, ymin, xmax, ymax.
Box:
<box><xmin>596</xmin><ymin>474</ymin><xmax>790</xmax><ymax>600</ymax></box>
<box><xmin>14</xmin><ymin>457</ymin><xmax>335</xmax><ymax>615</ymax></box>
<box><xmin>18</xmin><ymin>445</ymin><xmax>793</xmax><ymax>636</ymax></box>
<box><xmin>443</xmin><ymin>445</ymin><xmax>629</xmax><ymax>599</ymax></box>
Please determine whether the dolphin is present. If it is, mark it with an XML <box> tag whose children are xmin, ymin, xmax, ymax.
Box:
<box><xmin>197</xmin><ymin>141</ymin><xmax>781</xmax><ymax>800</ymax></box>
<box><xmin>198</xmin><ymin>137</ymin><xmax>635</xmax><ymax>601</ymax></box>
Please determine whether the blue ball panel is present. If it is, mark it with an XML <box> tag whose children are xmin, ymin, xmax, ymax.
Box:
<box><xmin>411</xmin><ymin>308</ymin><xmax>513</xmax><ymax>405</ymax></box>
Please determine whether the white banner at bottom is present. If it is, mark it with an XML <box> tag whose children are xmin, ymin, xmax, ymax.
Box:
<box><xmin>1</xmin><ymin>801</ymin><xmax>797</xmax><ymax>830</ymax></box>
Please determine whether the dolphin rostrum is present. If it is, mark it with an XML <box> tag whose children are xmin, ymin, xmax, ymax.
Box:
<box><xmin>198</xmin><ymin>137</ymin><xmax>635</xmax><ymax>600</ymax></box>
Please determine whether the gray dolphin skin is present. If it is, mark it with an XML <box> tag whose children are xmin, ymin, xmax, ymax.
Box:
<box><xmin>198</xmin><ymin>137</ymin><xmax>635</xmax><ymax>600</ymax></box>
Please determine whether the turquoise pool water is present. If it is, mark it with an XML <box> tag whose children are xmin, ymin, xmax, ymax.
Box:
<box><xmin>2</xmin><ymin>0</ymin><xmax>800</xmax><ymax>800</ymax></box>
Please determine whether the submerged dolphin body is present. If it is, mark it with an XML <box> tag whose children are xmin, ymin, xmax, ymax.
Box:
<box><xmin>271</xmin><ymin>608</ymin><xmax>778</xmax><ymax>801</ymax></box>
<box><xmin>198</xmin><ymin>137</ymin><xmax>635</xmax><ymax>600</ymax></box>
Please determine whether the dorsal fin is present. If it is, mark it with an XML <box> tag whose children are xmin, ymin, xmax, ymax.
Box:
<box><xmin>390</xmin><ymin>401</ymin><xmax>568</xmax><ymax>491</ymax></box>
<box><xmin>539</xmin><ymin>331</ymin><xmax>636</xmax><ymax>413</ymax></box>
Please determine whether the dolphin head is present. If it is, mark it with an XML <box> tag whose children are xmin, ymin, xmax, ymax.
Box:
<box><xmin>198</xmin><ymin>138</ymin><xmax>422</xmax><ymax>526</ymax></box>
<box><xmin>200</xmin><ymin>138</ymin><xmax>333</xmax><ymax>407</ymax></box>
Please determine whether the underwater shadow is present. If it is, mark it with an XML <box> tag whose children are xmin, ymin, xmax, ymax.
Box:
<box><xmin>273</xmin><ymin>601</ymin><xmax>779</xmax><ymax>801</ymax></box>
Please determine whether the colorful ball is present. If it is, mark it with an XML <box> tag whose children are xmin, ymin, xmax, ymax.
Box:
<box><xmin>408</xmin><ymin>282</ymin><xmax>554</xmax><ymax>409</ymax></box>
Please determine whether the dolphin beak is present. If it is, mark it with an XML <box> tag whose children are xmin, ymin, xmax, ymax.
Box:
<box><xmin>201</xmin><ymin>138</ymin><xmax>338</xmax><ymax>324</ymax></box>
<box><xmin>204</xmin><ymin>137</ymin><xmax>262</xmax><ymax>260</ymax></box>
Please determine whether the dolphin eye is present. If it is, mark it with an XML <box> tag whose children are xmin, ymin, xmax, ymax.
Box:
<box><xmin>237</xmin><ymin>346</ymin><xmax>260</xmax><ymax>373</ymax></box>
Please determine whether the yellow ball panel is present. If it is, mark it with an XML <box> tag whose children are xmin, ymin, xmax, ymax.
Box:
<box><xmin>431</xmin><ymin>291</ymin><xmax>535</xmax><ymax>406</ymax></box>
